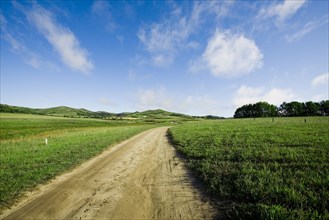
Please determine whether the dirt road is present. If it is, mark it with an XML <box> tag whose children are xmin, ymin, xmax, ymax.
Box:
<box><xmin>1</xmin><ymin>127</ymin><xmax>217</xmax><ymax>219</ymax></box>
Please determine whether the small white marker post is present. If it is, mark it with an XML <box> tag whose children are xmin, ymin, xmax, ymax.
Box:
<box><xmin>45</xmin><ymin>138</ymin><xmax>48</xmax><ymax>145</ymax></box>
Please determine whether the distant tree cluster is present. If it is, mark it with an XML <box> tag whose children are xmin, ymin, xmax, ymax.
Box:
<box><xmin>234</xmin><ymin>100</ymin><xmax>329</xmax><ymax>118</ymax></box>
<box><xmin>234</xmin><ymin>102</ymin><xmax>277</xmax><ymax>118</ymax></box>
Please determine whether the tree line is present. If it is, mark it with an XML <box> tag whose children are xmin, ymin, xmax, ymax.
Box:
<box><xmin>234</xmin><ymin>100</ymin><xmax>329</xmax><ymax>118</ymax></box>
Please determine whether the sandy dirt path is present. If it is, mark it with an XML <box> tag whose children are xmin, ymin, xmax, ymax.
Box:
<box><xmin>1</xmin><ymin>127</ymin><xmax>217</xmax><ymax>220</ymax></box>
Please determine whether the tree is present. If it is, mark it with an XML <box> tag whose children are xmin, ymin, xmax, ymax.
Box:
<box><xmin>320</xmin><ymin>100</ymin><xmax>329</xmax><ymax>116</ymax></box>
<box><xmin>234</xmin><ymin>102</ymin><xmax>277</xmax><ymax>118</ymax></box>
<box><xmin>234</xmin><ymin>104</ymin><xmax>254</xmax><ymax>118</ymax></box>
<box><xmin>304</xmin><ymin>101</ymin><xmax>320</xmax><ymax>116</ymax></box>
<box><xmin>284</xmin><ymin>101</ymin><xmax>304</xmax><ymax>116</ymax></box>
<box><xmin>235</xmin><ymin>100</ymin><xmax>329</xmax><ymax>118</ymax></box>
<box><xmin>278</xmin><ymin>102</ymin><xmax>287</xmax><ymax>116</ymax></box>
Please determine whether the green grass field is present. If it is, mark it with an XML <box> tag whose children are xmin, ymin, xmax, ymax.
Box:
<box><xmin>169</xmin><ymin>117</ymin><xmax>329</xmax><ymax>219</ymax></box>
<box><xmin>0</xmin><ymin>113</ymin><xmax>156</xmax><ymax>209</ymax></box>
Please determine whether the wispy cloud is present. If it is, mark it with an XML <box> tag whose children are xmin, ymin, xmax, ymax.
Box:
<box><xmin>181</xmin><ymin>95</ymin><xmax>220</xmax><ymax>116</ymax></box>
<box><xmin>92</xmin><ymin>0</ymin><xmax>116</xmax><ymax>32</ymax></box>
<box><xmin>137</xmin><ymin>14</ymin><xmax>188</xmax><ymax>66</ymax></box>
<box><xmin>285</xmin><ymin>15</ymin><xmax>329</xmax><ymax>42</ymax></box>
<box><xmin>1</xmin><ymin>12</ymin><xmax>24</xmax><ymax>51</ymax></box>
<box><xmin>137</xmin><ymin>1</ymin><xmax>232</xmax><ymax>66</ymax></box>
<box><xmin>136</xmin><ymin>87</ymin><xmax>173</xmax><ymax>110</ymax></box>
<box><xmin>233</xmin><ymin>85</ymin><xmax>295</xmax><ymax>107</ymax></box>
<box><xmin>128</xmin><ymin>70</ymin><xmax>136</xmax><ymax>81</ymax></box>
<box><xmin>25</xmin><ymin>4</ymin><xmax>93</xmax><ymax>74</ymax></box>
<box><xmin>135</xmin><ymin>87</ymin><xmax>221</xmax><ymax>116</ymax></box>
<box><xmin>0</xmin><ymin>11</ymin><xmax>55</xmax><ymax>70</ymax></box>
<box><xmin>259</xmin><ymin>0</ymin><xmax>306</xmax><ymax>25</ymax></box>
<box><xmin>98</xmin><ymin>97</ymin><xmax>112</xmax><ymax>106</ymax></box>
<box><xmin>312</xmin><ymin>73</ymin><xmax>329</xmax><ymax>87</ymax></box>
<box><xmin>191</xmin><ymin>30</ymin><xmax>263</xmax><ymax>78</ymax></box>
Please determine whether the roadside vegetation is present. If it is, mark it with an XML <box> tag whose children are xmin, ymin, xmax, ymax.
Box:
<box><xmin>169</xmin><ymin>117</ymin><xmax>329</xmax><ymax>219</ymax></box>
<box><xmin>0</xmin><ymin>113</ymin><xmax>156</xmax><ymax>209</ymax></box>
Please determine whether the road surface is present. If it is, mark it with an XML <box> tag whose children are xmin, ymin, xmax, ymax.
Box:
<box><xmin>1</xmin><ymin>127</ymin><xmax>217</xmax><ymax>219</ymax></box>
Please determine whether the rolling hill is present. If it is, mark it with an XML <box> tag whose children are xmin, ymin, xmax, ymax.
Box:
<box><xmin>0</xmin><ymin>104</ymin><xmax>114</xmax><ymax>119</ymax></box>
<box><xmin>0</xmin><ymin>104</ymin><xmax>223</xmax><ymax>120</ymax></box>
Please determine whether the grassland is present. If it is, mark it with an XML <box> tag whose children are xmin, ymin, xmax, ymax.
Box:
<box><xmin>0</xmin><ymin>113</ymin><xmax>156</xmax><ymax>209</ymax></box>
<box><xmin>169</xmin><ymin>117</ymin><xmax>329</xmax><ymax>219</ymax></box>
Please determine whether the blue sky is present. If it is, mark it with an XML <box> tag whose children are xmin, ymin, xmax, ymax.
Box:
<box><xmin>1</xmin><ymin>0</ymin><xmax>328</xmax><ymax>117</ymax></box>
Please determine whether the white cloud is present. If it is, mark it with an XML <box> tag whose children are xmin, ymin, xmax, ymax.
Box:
<box><xmin>259</xmin><ymin>0</ymin><xmax>306</xmax><ymax>24</ymax></box>
<box><xmin>0</xmin><ymin>12</ymin><xmax>5</xmax><ymax>26</ymax></box>
<box><xmin>151</xmin><ymin>54</ymin><xmax>174</xmax><ymax>67</ymax></box>
<box><xmin>135</xmin><ymin>87</ymin><xmax>221</xmax><ymax>116</ymax></box>
<box><xmin>116</xmin><ymin>35</ymin><xmax>124</xmax><ymax>45</ymax></box>
<box><xmin>0</xmin><ymin>11</ymin><xmax>57</xmax><ymax>70</ymax></box>
<box><xmin>128</xmin><ymin>70</ymin><xmax>136</xmax><ymax>81</ymax></box>
<box><xmin>285</xmin><ymin>15</ymin><xmax>329</xmax><ymax>42</ymax></box>
<box><xmin>92</xmin><ymin>0</ymin><xmax>116</xmax><ymax>32</ymax></box>
<box><xmin>92</xmin><ymin>1</ymin><xmax>109</xmax><ymax>15</ymax></box>
<box><xmin>187</xmin><ymin>41</ymin><xmax>200</xmax><ymax>49</ymax></box>
<box><xmin>137</xmin><ymin>1</ymin><xmax>232</xmax><ymax>66</ymax></box>
<box><xmin>312</xmin><ymin>94</ymin><xmax>327</xmax><ymax>102</ymax></box>
<box><xmin>263</xmin><ymin>88</ymin><xmax>295</xmax><ymax>105</ymax></box>
<box><xmin>192</xmin><ymin>30</ymin><xmax>263</xmax><ymax>78</ymax></box>
<box><xmin>27</xmin><ymin>5</ymin><xmax>93</xmax><ymax>74</ymax></box>
<box><xmin>233</xmin><ymin>85</ymin><xmax>295</xmax><ymax>107</ymax></box>
<box><xmin>189</xmin><ymin>1</ymin><xmax>233</xmax><ymax>26</ymax></box>
<box><xmin>137</xmin><ymin>16</ymin><xmax>189</xmax><ymax>66</ymax></box>
<box><xmin>312</xmin><ymin>73</ymin><xmax>329</xmax><ymax>87</ymax></box>
<box><xmin>98</xmin><ymin>97</ymin><xmax>112</xmax><ymax>106</ymax></box>
<box><xmin>233</xmin><ymin>86</ymin><xmax>263</xmax><ymax>106</ymax></box>
<box><xmin>181</xmin><ymin>95</ymin><xmax>220</xmax><ymax>116</ymax></box>
<box><xmin>136</xmin><ymin>88</ymin><xmax>173</xmax><ymax>110</ymax></box>
<box><xmin>1</xmin><ymin>12</ymin><xmax>24</xmax><ymax>51</ymax></box>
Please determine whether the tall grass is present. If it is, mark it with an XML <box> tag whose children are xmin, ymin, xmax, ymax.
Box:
<box><xmin>169</xmin><ymin>117</ymin><xmax>329</xmax><ymax>219</ymax></box>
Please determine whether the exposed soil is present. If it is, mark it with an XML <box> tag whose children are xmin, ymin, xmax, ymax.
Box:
<box><xmin>1</xmin><ymin>127</ymin><xmax>217</xmax><ymax>219</ymax></box>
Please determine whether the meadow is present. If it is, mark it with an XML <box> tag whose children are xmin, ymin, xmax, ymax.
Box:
<box><xmin>169</xmin><ymin>117</ymin><xmax>329</xmax><ymax>219</ymax></box>
<box><xmin>0</xmin><ymin>113</ymin><xmax>156</xmax><ymax>209</ymax></box>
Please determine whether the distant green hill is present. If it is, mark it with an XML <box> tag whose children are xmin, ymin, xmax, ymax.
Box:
<box><xmin>128</xmin><ymin>109</ymin><xmax>193</xmax><ymax>119</ymax></box>
<box><xmin>0</xmin><ymin>104</ymin><xmax>114</xmax><ymax>119</ymax></box>
<box><xmin>0</xmin><ymin>104</ymin><xmax>36</xmax><ymax>115</ymax></box>
<box><xmin>0</xmin><ymin>104</ymin><xmax>224</xmax><ymax>120</ymax></box>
